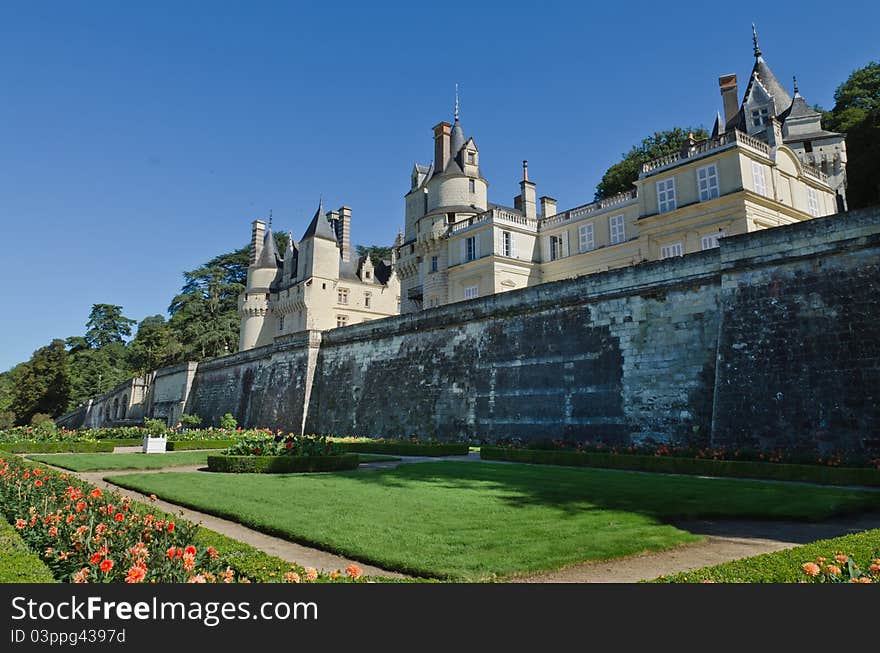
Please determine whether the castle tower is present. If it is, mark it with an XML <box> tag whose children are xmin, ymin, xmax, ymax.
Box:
<box><xmin>238</xmin><ymin>220</ymin><xmax>281</xmax><ymax>351</ymax></box>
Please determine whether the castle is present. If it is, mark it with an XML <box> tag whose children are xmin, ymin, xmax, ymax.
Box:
<box><xmin>236</xmin><ymin>26</ymin><xmax>847</xmax><ymax>350</ymax></box>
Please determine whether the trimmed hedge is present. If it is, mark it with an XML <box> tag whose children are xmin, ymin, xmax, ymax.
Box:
<box><xmin>338</xmin><ymin>441</ymin><xmax>469</xmax><ymax>457</ymax></box>
<box><xmin>480</xmin><ymin>446</ymin><xmax>880</xmax><ymax>487</ymax></box>
<box><xmin>659</xmin><ymin>528</ymin><xmax>880</xmax><ymax>583</ymax></box>
<box><xmin>207</xmin><ymin>453</ymin><xmax>361</xmax><ymax>473</ymax></box>
<box><xmin>167</xmin><ymin>439</ymin><xmax>236</xmax><ymax>451</ymax></box>
<box><xmin>0</xmin><ymin>519</ymin><xmax>56</xmax><ymax>583</ymax></box>
<box><xmin>0</xmin><ymin>441</ymin><xmax>115</xmax><ymax>454</ymax></box>
<box><xmin>98</xmin><ymin>438</ymin><xmax>143</xmax><ymax>447</ymax></box>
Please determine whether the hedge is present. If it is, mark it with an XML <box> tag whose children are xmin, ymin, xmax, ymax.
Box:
<box><xmin>98</xmin><ymin>438</ymin><xmax>143</xmax><ymax>447</ymax></box>
<box><xmin>0</xmin><ymin>441</ymin><xmax>115</xmax><ymax>454</ymax></box>
<box><xmin>0</xmin><ymin>519</ymin><xmax>56</xmax><ymax>583</ymax></box>
<box><xmin>659</xmin><ymin>528</ymin><xmax>880</xmax><ymax>583</ymax></box>
<box><xmin>479</xmin><ymin>446</ymin><xmax>880</xmax><ymax>487</ymax></box>
<box><xmin>337</xmin><ymin>441</ymin><xmax>469</xmax><ymax>457</ymax></box>
<box><xmin>207</xmin><ymin>453</ymin><xmax>361</xmax><ymax>473</ymax></box>
<box><xmin>167</xmin><ymin>439</ymin><xmax>236</xmax><ymax>451</ymax></box>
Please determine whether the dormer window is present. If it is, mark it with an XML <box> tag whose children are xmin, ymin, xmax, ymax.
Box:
<box><xmin>751</xmin><ymin>107</ymin><xmax>770</xmax><ymax>127</ymax></box>
<box><xmin>467</xmin><ymin>151</ymin><xmax>475</xmax><ymax>164</ymax></box>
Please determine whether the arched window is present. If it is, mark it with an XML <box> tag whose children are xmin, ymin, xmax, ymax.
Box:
<box><xmin>121</xmin><ymin>395</ymin><xmax>128</xmax><ymax>419</ymax></box>
<box><xmin>113</xmin><ymin>398</ymin><xmax>119</xmax><ymax>420</ymax></box>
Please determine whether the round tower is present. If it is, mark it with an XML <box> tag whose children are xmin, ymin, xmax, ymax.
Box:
<box><xmin>238</xmin><ymin>221</ymin><xmax>280</xmax><ymax>351</ymax></box>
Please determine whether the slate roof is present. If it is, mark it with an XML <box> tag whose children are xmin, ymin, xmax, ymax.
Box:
<box><xmin>301</xmin><ymin>200</ymin><xmax>338</xmax><ymax>242</ymax></box>
<box><xmin>255</xmin><ymin>227</ymin><xmax>281</xmax><ymax>268</ymax></box>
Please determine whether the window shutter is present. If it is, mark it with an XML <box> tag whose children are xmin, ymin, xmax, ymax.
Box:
<box><xmin>562</xmin><ymin>231</ymin><xmax>570</xmax><ymax>258</ymax></box>
<box><xmin>495</xmin><ymin>229</ymin><xmax>502</xmax><ymax>256</ymax></box>
<box><xmin>474</xmin><ymin>234</ymin><xmax>480</xmax><ymax>259</ymax></box>
<box><xmin>542</xmin><ymin>236</ymin><xmax>550</xmax><ymax>262</ymax></box>
<box><xmin>461</xmin><ymin>239</ymin><xmax>466</xmax><ymax>264</ymax></box>
<box><xmin>510</xmin><ymin>233</ymin><xmax>517</xmax><ymax>258</ymax></box>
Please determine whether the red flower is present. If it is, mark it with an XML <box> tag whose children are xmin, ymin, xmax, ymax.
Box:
<box><xmin>207</xmin><ymin>546</ymin><xmax>218</xmax><ymax>560</ymax></box>
<box><xmin>34</xmin><ymin>480</ymin><xmax>43</xmax><ymax>487</ymax></box>
<box><xmin>184</xmin><ymin>545</ymin><xmax>197</xmax><ymax>556</ymax></box>
<box><xmin>167</xmin><ymin>522</ymin><xmax>175</xmax><ymax>533</ymax></box>
<box><xmin>285</xmin><ymin>441</ymin><xmax>293</xmax><ymax>449</ymax></box>
<box><xmin>99</xmin><ymin>559</ymin><xmax>114</xmax><ymax>573</ymax></box>
<box><xmin>75</xmin><ymin>501</ymin><xmax>87</xmax><ymax>513</ymax></box>
<box><xmin>166</xmin><ymin>547</ymin><xmax>177</xmax><ymax>560</ymax></box>
<box><xmin>252</xmin><ymin>448</ymin><xmax>261</xmax><ymax>455</ymax></box>
<box><xmin>90</xmin><ymin>488</ymin><xmax>102</xmax><ymax>499</ymax></box>
<box><xmin>89</xmin><ymin>552</ymin><xmax>103</xmax><ymax>565</ymax></box>
<box><xmin>114</xmin><ymin>513</ymin><xmax>125</xmax><ymax>522</ymax></box>
<box><xmin>125</xmin><ymin>565</ymin><xmax>146</xmax><ymax>584</ymax></box>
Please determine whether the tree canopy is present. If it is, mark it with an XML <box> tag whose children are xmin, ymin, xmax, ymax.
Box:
<box><xmin>84</xmin><ymin>304</ymin><xmax>136</xmax><ymax>348</ymax></box>
<box><xmin>595</xmin><ymin>127</ymin><xmax>709</xmax><ymax>200</ymax></box>
<box><xmin>10</xmin><ymin>339</ymin><xmax>71</xmax><ymax>424</ymax></box>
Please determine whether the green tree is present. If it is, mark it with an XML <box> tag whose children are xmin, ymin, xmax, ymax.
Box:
<box><xmin>84</xmin><ymin>304</ymin><xmax>136</xmax><ymax>349</ymax></box>
<box><xmin>10</xmin><ymin>340</ymin><xmax>71</xmax><ymax>424</ymax></box>
<box><xmin>595</xmin><ymin>127</ymin><xmax>709</xmax><ymax>200</ymax></box>
<box><xmin>822</xmin><ymin>62</ymin><xmax>880</xmax><ymax>210</ymax></box>
<box><xmin>128</xmin><ymin>315</ymin><xmax>182</xmax><ymax>374</ymax></box>
<box><xmin>65</xmin><ymin>341</ymin><xmax>132</xmax><ymax>410</ymax></box>
<box><xmin>356</xmin><ymin>244</ymin><xmax>393</xmax><ymax>267</ymax></box>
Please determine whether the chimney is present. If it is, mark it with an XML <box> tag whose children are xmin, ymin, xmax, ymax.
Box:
<box><xmin>327</xmin><ymin>209</ymin><xmax>340</xmax><ymax>243</ymax></box>
<box><xmin>766</xmin><ymin>116</ymin><xmax>783</xmax><ymax>149</ymax></box>
<box><xmin>433</xmin><ymin>122</ymin><xmax>452</xmax><ymax>172</ymax></box>
<box><xmin>520</xmin><ymin>160</ymin><xmax>537</xmax><ymax>219</ymax></box>
<box><xmin>540</xmin><ymin>196</ymin><xmax>557</xmax><ymax>218</ymax></box>
<box><xmin>250</xmin><ymin>220</ymin><xmax>266</xmax><ymax>266</ymax></box>
<box><xmin>338</xmin><ymin>206</ymin><xmax>352</xmax><ymax>263</ymax></box>
<box><xmin>719</xmin><ymin>74</ymin><xmax>739</xmax><ymax>126</ymax></box>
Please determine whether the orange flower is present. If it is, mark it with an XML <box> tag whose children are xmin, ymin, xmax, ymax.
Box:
<box><xmin>99</xmin><ymin>559</ymin><xmax>114</xmax><ymax>573</ymax></box>
<box><xmin>34</xmin><ymin>480</ymin><xmax>43</xmax><ymax>487</ymax></box>
<box><xmin>90</xmin><ymin>488</ymin><xmax>102</xmax><ymax>500</ymax></box>
<box><xmin>73</xmin><ymin>568</ymin><xmax>90</xmax><ymax>583</ymax></box>
<box><xmin>835</xmin><ymin>554</ymin><xmax>848</xmax><ymax>564</ymax></box>
<box><xmin>852</xmin><ymin>577</ymin><xmax>872</xmax><ymax>583</ymax></box>
<box><xmin>125</xmin><ymin>565</ymin><xmax>147</xmax><ymax>584</ymax></box>
<box><xmin>75</xmin><ymin>502</ymin><xmax>87</xmax><ymax>513</ymax></box>
<box><xmin>869</xmin><ymin>564</ymin><xmax>880</xmax><ymax>575</ymax></box>
<box><xmin>801</xmin><ymin>562</ymin><xmax>821</xmax><ymax>577</ymax></box>
<box><xmin>184</xmin><ymin>545</ymin><xmax>197</xmax><ymax>556</ymax></box>
<box><xmin>284</xmin><ymin>572</ymin><xmax>301</xmax><ymax>583</ymax></box>
<box><xmin>89</xmin><ymin>552</ymin><xmax>103</xmax><ymax>566</ymax></box>
<box><xmin>346</xmin><ymin>564</ymin><xmax>363</xmax><ymax>579</ymax></box>
<box><xmin>149</xmin><ymin>494</ymin><xmax>158</xmax><ymax>502</ymax></box>
<box><xmin>166</xmin><ymin>547</ymin><xmax>177</xmax><ymax>560</ymax></box>
<box><xmin>114</xmin><ymin>513</ymin><xmax>125</xmax><ymax>522</ymax></box>
<box><xmin>826</xmin><ymin>565</ymin><xmax>841</xmax><ymax>575</ymax></box>
<box><xmin>330</xmin><ymin>570</ymin><xmax>340</xmax><ymax>580</ymax></box>
<box><xmin>305</xmin><ymin>567</ymin><xmax>318</xmax><ymax>582</ymax></box>
<box><xmin>187</xmin><ymin>575</ymin><xmax>207</xmax><ymax>583</ymax></box>
<box><xmin>14</xmin><ymin>519</ymin><xmax>26</xmax><ymax>530</ymax></box>
<box><xmin>207</xmin><ymin>546</ymin><xmax>219</xmax><ymax>560</ymax></box>
<box><xmin>48</xmin><ymin>526</ymin><xmax>58</xmax><ymax>537</ymax></box>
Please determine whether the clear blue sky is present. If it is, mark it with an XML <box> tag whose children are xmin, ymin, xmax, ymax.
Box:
<box><xmin>1</xmin><ymin>1</ymin><xmax>877</xmax><ymax>371</ymax></box>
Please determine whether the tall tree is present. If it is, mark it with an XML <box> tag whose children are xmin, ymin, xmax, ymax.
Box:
<box><xmin>822</xmin><ymin>62</ymin><xmax>880</xmax><ymax>210</ymax></box>
<box><xmin>84</xmin><ymin>304</ymin><xmax>136</xmax><ymax>349</ymax></box>
<box><xmin>127</xmin><ymin>315</ymin><xmax>182</xmax><ymax>374</ymax></box>
<box><xmin>11</xmin><ymin>340</ymin><xmax>71</xmax><ymax>424</ymax></box>
<box><xmin>595</xmin><ymin>127</ymin><xmax>709</xmax><ymax>200</ymax></box>
<box><xmin>65</xmin><ymin>340</ymin><xmax>132</xmax><ymax>410</ymax></box>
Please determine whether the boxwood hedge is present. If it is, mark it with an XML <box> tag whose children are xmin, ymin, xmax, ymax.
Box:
<box><xmin>207</xmin><ymin>453</ymin><xmax>360</xmax><ymax>473</ymax></box>
<box><xmin>0</xmin><ymin>519</ymin><xmax>56</xmax><ymax>583</ymax></box>
<box><xmin>0</xmin><ymin>441</ymin><xmax>115</xmax><ymax>454</ymax></box>
<box><xmin>480</xmin><ymin>446</ymin><xmax>880</xmax><ymax>487</ymax></box>
<box><xmin>167</xmin><ymin>440</ymin><xmax>236</xmax><ymax>451</ymax></box>
<box><xmin>337</xmin><ymin>441</ymin><xmax>469</xmax><ymax>457</ymax></box>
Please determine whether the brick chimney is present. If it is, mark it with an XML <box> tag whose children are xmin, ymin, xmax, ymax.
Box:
<box><xmin>719</xmin><ymin>74</ymin><xmax>739</xmax><ymax>126</ymax></box>
<box><xmin>338</xmin><ymin>206</ymin><xmax>352</xmax><ymax>263</ymax></box>
<box><xmin>433</xmin><ymin>122</ymin><xmax>452</xmax><ymax>172</ymax></box>
<box><xmin>250</xmin><ymin>220</ymin><xmax>266</xmax><ymax>266</ymax></box>
<box><xmin>540</xmin><ymin>196</ymin><xmax>557</xmax><ymax>218</ymax></box>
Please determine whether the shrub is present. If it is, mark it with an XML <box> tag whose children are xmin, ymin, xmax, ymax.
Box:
<box><xmin>0</xmin><ymin>411</ymin><xmax>15</xmax><ymax>430</ymax></box>
<box><xmin>225</xmin><ymin>433</ymin><xmax>342</xmax><ymax>457</ymax></box>
<box><xmin>143</xmin><ymin>418</ymin><xmax>169</xmax><ymax>437</ymax></box>
<box><xmin>0</xmin><ymin>442</ymin><xmax>115</xmax><ymax>454</ymax></box>
<box><xmin>480</xmin><ymin>446</ymin><xmax>880</xmax><ymax>487</ymax></box>
<box><xmin>166</xmin><ymin>440</ymin><xmax>236</xmax><ymax>451</ymax></box>
<box><xmin>179</xmin><ymin>413</ymin><xmax>203</xmax><ymax>429</ymax></box>
<box><xmin>220</xmin><ymin>413</ymin><xmax>238</xmax><ymax>430</ymax></box>
<box><xmin>207</xmin><ymin>454</ymin><xmax>360</xmax><ymax>473</ymax></box>
<box><xmin>0</xmin><ymin>519</ymin><xmax>55</xmax><ymax>583</ymax></box>
<box><xmin>337</xmin><ymin>440</ymin><xmax>470</xmax><ymax>457</ymax></box>
<box><xmin>30</xmin><ymin>413</ymin><xmax>55</xmax><ymax>427</ymax></box>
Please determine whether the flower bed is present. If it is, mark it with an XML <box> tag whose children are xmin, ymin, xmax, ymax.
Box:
<box><xmin>0</xmin><ymin>519</ymin><xmax>56</xmax><ymax>583</ymax></box>
<box><xmin>0</xmin><ymin>441</ymin><xmax>115</xmax><ymax>454</ymax></box>
<box><xmin>166</xmin><ymin>439</ymin><xmax>237</xmax><ymax>451</ymax></box>
<box><xmin>207</xmin><ymin>454</ymin><xmax>360</xmax><ymax>474</ymax></box>
<box><xmin>335</xmin><ymin>439</ymin><xmax>469</xmax><ymax>457</ymax></box>
<box><xmin>480</xmin><ymin>446</ymin><xmax>880</xmax><ymax>487</ymax></box>
<box><xmin>0</xmin><ymin>454</ymin><xmax>370</xmax><ymax>583</ymax></box>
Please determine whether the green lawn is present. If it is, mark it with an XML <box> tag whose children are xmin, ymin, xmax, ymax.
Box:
<box><xmin>659</xmin><ymin>528</ymin><xmax>880</xmax><ymax>583</ymax></box>
<box><xmin>105</xmin><ymin>461</ymin><xmax>880</xmax><ymax>581</ymax></box>
<box><xmin>29</xmin><ymin>451</ymin><xmax>209</xmax><ymax>472</ymax></box>
<box><xmin>358</xmin><ymin>454</ymin><xmax>401</xmax><ymax>463</ymax></box>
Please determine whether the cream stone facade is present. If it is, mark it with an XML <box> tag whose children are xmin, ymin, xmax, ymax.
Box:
<box><xmin>397</xmin><ymin>29</ymin><xmax>845</xmax><ymax>312</ymax></box>
<box><xmin>238</xmin><ymin>202</ymin><xmax>400</xmax><ymax>351</ymax></box>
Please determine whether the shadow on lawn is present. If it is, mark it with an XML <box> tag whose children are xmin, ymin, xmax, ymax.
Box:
<box><xmin>333</xmin><ymin>461</ymin><xmax>880</xmax><ymax>522</ymax></box>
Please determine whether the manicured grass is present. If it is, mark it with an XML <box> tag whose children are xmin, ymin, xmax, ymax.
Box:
<box><xmin>29</xmin><ymin>451</ymin><xmax>209</xmax><ymax>472</ymax></box>
<box><xmin>659</xmin><ymin>528</ymin><xmax>880</xmax><ymax>583</ymax></box>
<box><xmin>106</xmin><ymin>461</ymin><xmax>880</xmax><ymax>581</ymax></box>
<box><xmin>358</xmin><ymin>454</ymin><xmax>401</xmax><ymax>463</ymax></box>
<box><xmin>0</xmin><ymin>519</ymin><xmax>56</xmax><ymax>583</ymax></box>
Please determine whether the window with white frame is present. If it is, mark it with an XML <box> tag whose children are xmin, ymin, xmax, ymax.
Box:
<box><xmin>502</xmin><ymin>231</ymin><xmax>513</xmax><ymax>257</ymax></box>
<box><xmin>660</xmin><ymin>242</ymin><xmax>683</xmax><ymax>259</ymax></box>
<box><xmin>336</xmin><ymin>315</ymin><xmax>348</xmax><ymax>328</ymax></box>
<box><xmin>806</xmin><ymin>187</ymin><xmax>820</xmax><ymax>217</ymax></box>
<box><xmin>468</xmin><ymin>179</ymin><xmax>475</xmax><ymax>193</ymax></box>
<box><xmin>656</xmin><ymin>178</ymin><xmax>677</xmax><ymax>213</ymax></box>
<box><xmin>578</xmin><ymin>223</ymin><xmax>595</xmax><ymax>252</ymax></box>
<box><xmin>697</xmin><ymin>164</ymin><xmax>719</xmax><ymax>201</ymax></box>
<box><xmin>549</xmin><ymin>234</ymin><xmax>564</xmax><ymax>260</ymax></box>
<box><xmin>465</xmin><ymin>236</ymin><xmax>477</xmax><ymax>262</ymax></box>
<box><xmin>463</xmin><ymin>285</ymin><xmax>479</xmax><ymax>300</ymax></box>
<box><xmin>752</xmin><ymin>161</ymin><xmax>768</xmax><ymax>197</ymax></box>
<box><xmin>609</xmin><ymin>214</ymin><xmax>626</xmax><ymax>244</ymax></box>
<box><xmin>701</xmin><ymin>231</ymin><xmax>725</xmax><ymax>250</ymax></box>
<box><xmin>364</xmin><ymin>292</ymin><xmax>371</xmax><ymax>309</ymax></box>
<box><xmin>337</xmin><ymin>288</ymin><xmax>349</xmax><ymax>305</ymax></box>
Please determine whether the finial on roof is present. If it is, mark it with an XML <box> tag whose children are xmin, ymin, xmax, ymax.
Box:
<box><xmin>522</xmin><ymin>160</ymin><xmax>529</xmax><ymax>182</ymax></box>
<box><xmin>454</xmin><ymin>83</ymin><xmax>460</xmax><ymax>122</ymax></box>
<box><xmin>793</xmin><ymin>75</ymin><xmax>799</xmax><ymax>95</ymax></box>
<box><xmin>268</xmin><ymin>208</ymin><xmax>273</xmax><ymax>230</ymax></box>
<box><xmin>752</xmin><ymin>23</ymin><xmax>762</xmax><ymax>59</ymax></box>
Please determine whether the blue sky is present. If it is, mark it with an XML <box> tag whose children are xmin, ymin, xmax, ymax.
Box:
<box><xmin>1</xmin><ymin>1</ymin><xmax>877</xmax><ymax>371</ymax></box>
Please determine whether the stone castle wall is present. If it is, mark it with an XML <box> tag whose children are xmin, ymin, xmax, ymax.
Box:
<box><xmin>64</xmin><ymin>206</ymin><xmax>880</xmax><ymax>452</ymax></box>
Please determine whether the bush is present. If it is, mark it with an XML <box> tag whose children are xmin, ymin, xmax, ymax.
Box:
<box><xmin>143</xmin><ymin>418</ymin><xmax>169</xmax><ymax>437</ymax></box>
<box><xmin>179</xmin><ymin>413</ymin><xmax>203</xmax><ymax>429</ymax></box>
<box><xmin>0</xmin><ymin>441</ymin><xmax>115</xmax><ymax>454</ymax></box>
<box><xmin>225</xmin><ymin>433</ymin><xmax>342</xmax><ymax>457</ymax></box>
<box><xmin>220</xmin><ymin>413</ymin><xmax>238</xmax><ymax>430</ymax></box>
<box><xmin>207</xmin><ymin>454</ymin><xmax>360</xmax><ymax>473</ymax></box>
<box><xmin>0</xmin><ymin>519</ymin><xmax>55</xmax><ymax>583</ymax></box>
<box><xmin>479</xmin><ymin>446</ymin><xmax>880</xmax><ymax>487</ymax></box>
<box><xmin>30</xmin><ymin>413</ymin><xmax>55</xmax><ymax>427</ymax></box>
<box><xmin>337</xmin><ymin>440</ymin><xmax>469</xmax><ymax>457</ymax></box>
<box><xmin>166</xmin><ymin>440</ymin><xmax>236</xmax><ymax>451</ymax></box>
<box><xmin>0</xmin><ymin>411</ymin><xmax>15</xmax><ymax>430</ymax></box>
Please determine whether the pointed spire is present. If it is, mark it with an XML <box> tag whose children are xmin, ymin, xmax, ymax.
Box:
<box><xmin>255</xmin><ymin>221</ymin><xmax>280</xmax><ymax>268</ymax></box>
<box><xmin>301</xmin><ymin>197</ymin><xmax>337</xmax><ymax>242</ymax></box>
<box><xmin>454</xmin><ymin>83</ymin><xmax>460</xmax><ymax>122</ymax></box>
<box><xmin>712</xmin><ymin>110</ymin><xmax>724</xmax><ymax>139</ymax></box>
<box><xmin>268</xmin><ymin>208</ymin><xmax>273</xmax><ymax>230</ymax></box>
<box><xmin>752</xmin><ymin>23</ymin><xmax>762</xmax><ymax>59</ymax></box>
<box><xmin>792</xmin><ymin>75</ymin><xmax>800</xmax><ymax>96</ymax></box>
<box><xmin>450</xmin><ymin>84</ymin><xmax>465</xmax><ymax>157</ymax></box>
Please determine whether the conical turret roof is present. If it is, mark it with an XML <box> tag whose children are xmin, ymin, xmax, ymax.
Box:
<box><xmin>301</xmin><ymin>199</ymin><xmax>338</xmax><ymax>242</ymax></box>
<box><xmin>255</xmin><ymin>226</ymin><xmax>281</xmax><ymax>268</ymax></box>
